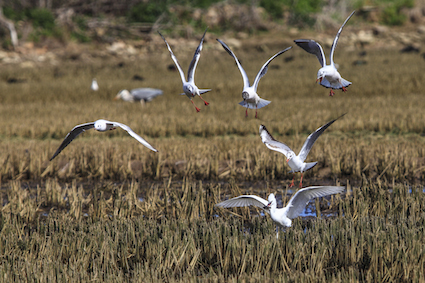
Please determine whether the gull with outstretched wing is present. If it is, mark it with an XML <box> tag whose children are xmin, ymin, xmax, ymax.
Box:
<box><xmin>159</xmin><ymin>29</ymin><xmax>211</xmax><ymax>112</ymax></box>
<box><xmin>50</xmin><ymin>119</ymin><xmax>157</xmax><ymax>161</ymax></box>
<box><xmin>294</xmin><ymin>11</ymin><xmax>355</xmax><ymax>96</ymax></box>
<box><xmin>260</xmin><ymin>115</ymin><xmax>344</xmax><ymax>187</ymax></box>
<box><xmin>217</xmin><ymin>39</ymin><xmax>292</xmax><ymax>118</ymax></box>
<box><xmin>216</xmin><ymin>186</ymin><xmax>345</xmax><ymax>238</ymax></box>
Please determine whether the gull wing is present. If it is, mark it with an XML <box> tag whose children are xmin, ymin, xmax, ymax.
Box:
<box><xmin>330</xmin><ymin>11</ymin><xmax>355</xmax><ymax>66</ymax></box>
<box><xmin>216</xmin><ymin>195</ymin><xmax>270</xmax><ymax>214</ymax></box>
<box><xmin>259</xmin><ymin>125</ymin><xmax>295</xmax><ymax>159</ymax></box>
<box><xmin>113</xmin><ymin>122</ymin><xmax>158</xmax><ymax>152</ymax></box>
<box><xmin>252</xmin><ymin>46</ymin><xmax>292</xmax><ymax>91</ymax></box>
<box><xmin>294</xmin><ymin>39</ymin><xmax>326</xmax><ymax>67</ymax></box>
<box><xmin>187</xmin><ymin>28</ymin><xmax>208</xmax><ymax>83</ymax></box>
<box><xmin>158</xmin><ymin>31</ymin><xmax>187</xmax><ymax>84</ymax></box>
<box><xmin>131</xmin><ymin>88</ymin><xmax>163</xmax><ymax>102</ymax></box>
<box><xmin>50</xmin><ymin>122</ymin><xmax>95</xmax><ymax>161</ymax></box>
<box><xmin>217</xmin><ymin>39</ymin><xmax>250</xmax><ymax>89</ymax></box>
<box><xmin>285</xmin><ymin>186</ymin><xmax>344</xmax><ymax>219</ymax></box>
<box><xmin>298</xmin><ymin>114</ymin><xmax>344</xmax><ymax>162</ymax></box>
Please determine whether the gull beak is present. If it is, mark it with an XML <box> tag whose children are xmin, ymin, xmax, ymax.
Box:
<box><xmin>286</xmin><ymin>158</ymin><xmax>289</xmax><ymax>163</ymax></box>
<box><xmin>263</xmin><ymin>201</ymin><xmax>272</xmax><ymax>209</ymax></box>
<box><xmin>316</xmin><ymin>77</ymin><xmax>323</xmax><ymax>83</ymax></box>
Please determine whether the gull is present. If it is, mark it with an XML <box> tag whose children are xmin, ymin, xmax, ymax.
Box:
<box><xmin>294</xmin><ymin>11</ymin><xmax>355</xmax><ymax>96</ymax></box>
<box><xmin>217</xmin><ymin>39</ymin><xmax>291</xmax><ymax>118</ymax></box>
<box><xmin>159</xmin><ymin>29</ymin><xmax>211</xmax><ymax>112</ymax></box>
<box><xmin>114</xmin><ymin>88</ymin><xmax>163</xmax><ymax>105</ymax></box>
<box><xmin>50</xmin><ymin>119</ymin><xmax>158</xmax><ymax>161</ymax></box>
<box><xmin>91</xmin><ymin>78</ymin><xmax>99</xmax><ymax>91</ymax></box>
<box><xmin>259</xmin><ymin>115</ymin><xmax>344</xmax><ymax>187</ymax></box>
<box><xmin>216</xmin><ymin>186</ymin><xmax>345</xmax><ymax>238</ymax></box>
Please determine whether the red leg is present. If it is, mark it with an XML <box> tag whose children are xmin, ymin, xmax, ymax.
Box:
<box><xmin>329</xmin><ymin>89</ymin><xmax>335</xmax><ymax>97</ymax></box>
<box><xmin>245</xmin><ymin>108</ymin><xmax>248</xmax><ymax>117</ymax></box>
<box><xmin>191</xmin><ymin>100</ymin><xmax>200</xmax><ymax>112</ymax></box>
<box><xmin>289</xmin><ymin>174</ymin><xmax>295</xmax><ymax>188</ymax></box>
<box><xmin>199</xmin><ymin>95</ymin><xmax>209</xmax><ymax>106</ymax></box>
<box><xmin>299</xmin><ymin>173</ymin><xmax>303</xmax><ymax>188</ymax></box>
<box><xmin>255</xmin><ymin>107</ymin><xmax>258</xmax><ymax>119</ymax></box>
<box><xmin>342</xmin><ymin>86</ymin><xmax>347</xmax><ymax>92</ymax></box>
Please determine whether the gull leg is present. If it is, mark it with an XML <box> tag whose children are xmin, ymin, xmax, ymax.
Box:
<box><xmin>255</xmin><ymin>106</ymin><xmax>258</xmax><ymax>119</ymax></box>
<box><xmin>199</xmin><ymin>95</ymin><xmax>209</xmax><ymax>106</ymax></box>
<box><xmin>329</xmin><ymin>89</ymin><xmax>335</xmax><ymax>97</ymax></box>
<box><xmin>289</xmin><ymin>174</ymin><xmax>295</xmax><ymax>188</ymax></box>
<box><xmin>339</xmin><ymin>81</ymin><xmax>347</xmax><ymax>92</ymax></box>
<box><xmin>191</xmin><ymin>100</ymin><xmax>200</xmax><ymax>112</ymax></box>
<box><xmin>245</xmin><ymin>108</ymin><xmax>248</xmax><ymax>118</ymax></box>
<box><xmin>299</xmin><ymin>173</ymin><xmax>303</xmax><ymax>188</ymax></box>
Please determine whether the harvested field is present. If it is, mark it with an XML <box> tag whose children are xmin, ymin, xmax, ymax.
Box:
<box><xmin>0</xmin><ymin>36</ymin><xmax>425</xmax><ymax>281</ymax></box>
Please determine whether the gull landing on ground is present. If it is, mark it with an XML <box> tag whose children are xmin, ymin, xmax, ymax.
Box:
<box><xmin>259</xmin><ymin>115</ymin><xmax>344</xmax><ymax>187</ymax></box>
<box><xmin>217</xmin><ymin>39</ymin><xmax>292</xmax><ymax>118</ymax></box>
<box><xmin>216</xmin><ymin>186</ymin><xmax>345</xmax><ymax>238</ymax></box>
<box><xmin>50</xmin><ymin>119</ymin><xmax>158</xmax><ymax>161</ymax></box>
<box><xmin>294</xmin><ymin>11</ymin><xmax>355</xmax><ymax>96</ymax></box>
<box><xmin>159</xmin><ymin>29</ymin><xmax>211</xmax><ymax>112</ymax></box>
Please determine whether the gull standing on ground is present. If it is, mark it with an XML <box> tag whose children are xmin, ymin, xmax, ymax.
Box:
<box><xmin>50</xmin><ymin>119</ymin><xmax>158</xmax><ymax>161</ymax></box>
<box><xmin>216</xmin><ymin>186</ymin><xmax>345</xmax><ymax>238</ymax></box>
<box><xmin>91</xmin><ymin>78</ymin><xmax>99</xmax><ymax>91</ymax></box>
<box><xmin>259</xmin><ymin>115</ymin><xmax>344</xmax><ymax>187</ymax></box>
<box><xmin>114</xmin><ymin>88</ymin><xmax>163</xmax><ymax>104</ymax></box>
<box><xmin>294</xmin><ymin>11</ymin><xmax>355</xmax><ymax>96</ymax></box>
<box><xmin>159</xmin><ymin>29</ymin><xmax>211</xmax><ymax>112</ymax></box>
<box><xmin>217</xmin><ymin>39</ymin><xmax>292</xmax><ymax>118</ymax></box>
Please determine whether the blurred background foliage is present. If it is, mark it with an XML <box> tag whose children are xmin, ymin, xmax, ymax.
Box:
<box><xmin>0</xmin><ymin>0</ymin><xmax>420</xmax><ymax>48</ymax></box>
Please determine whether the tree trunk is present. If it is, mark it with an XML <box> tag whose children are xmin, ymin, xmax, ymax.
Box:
<box><xmin>0</xmin><ymin>7</ymin><xmax>18</xmax><ymax>50</ymax></box>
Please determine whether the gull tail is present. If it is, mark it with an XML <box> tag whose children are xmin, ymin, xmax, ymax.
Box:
<box><xmin>238</xmin><ymin>98</ymin><xmax>271</xmax><ymax>109</ymax></box>
<box><xmin>289</xmin><ymin>162</ymin><xmax>317</xmax><ymax>173</ymax></box>
<box><xmin>321</xmin><ymin>78</ymin><xmax>351</xmax><ymax>90</ymax></box>
<box><xmin>199</xmin><ymin>89</ymin><xmax>211</xmax><ymax>94</ymax></box>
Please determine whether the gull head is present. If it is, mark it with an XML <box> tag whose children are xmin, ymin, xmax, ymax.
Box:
<box><xmin>115</xmin><ymin>90</ymin><xmax>132</xmax><ymax>101</ymax></box>
<box><xmin>264</xmin><ymin>193</ymin><xmax>276</xmax><ymax>209</ymax></box>
<box><xmin>94</xmin><ymin>120</ymin><xmax>109</xmax><ymax>132</ymax></box>
<box><xmin>242</xmin><ymin>91</ymin><xmax>249</xmax><ymax>100</ymax></box>
<box><xmin>316</xmin><ymin>69</ymin><xmax>325</xmax><ymax>83</ymax></box>
<box><xmin>286</xmin><ymin>152</ymin><xmax>296</xmax><ymax>161</ymax></box>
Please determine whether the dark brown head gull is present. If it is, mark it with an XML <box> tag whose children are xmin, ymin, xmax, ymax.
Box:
<box><xmin>216</xmin><ymin>186</ymin><xmax>345</xmax><ymax>238</ymax></box>
<box><xmin>50</xmin><ymin>119</ymin><xmax>157</xmax><ymax>161</ymax></box>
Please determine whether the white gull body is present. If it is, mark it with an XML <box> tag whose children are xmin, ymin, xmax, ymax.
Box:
<box><xmin>217</xmin><ymin>39</ymin><xmax>292</xmax><ymax>118</ymax></box>
<box><xmin>50</xmin><ymin>119</ymin><xmax>157</xmax><ymax>161</ymax></box>
<box><xmin>259</xmin><ymin>115</ymin><xmax>344</xmax><ymax>187</ymax></box>
<box><xmin>294</xmin><ymin>11</ymin><xmax>355</xmax><ymax>96</ymax></box>
<box><xmin>91</xmin><ymin>78</ymin><xmax>99</xmax><ymax>91</ymax></box>
<box><xmin>159</xmin><ymin>29</ymin><xmax>211</xmax><ymax>112</ymax></box>
<box><xmin>114</xmin><ymin>88</ymin><xmax>163</xmax><ymax>104</ymax></box>
<box><xmin>216</xmin><ymin>186</ymin><xmax>345</xmax><ymax>238</ymax></box>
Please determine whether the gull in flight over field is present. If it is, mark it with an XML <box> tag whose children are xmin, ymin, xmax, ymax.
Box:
<box><xmin>294</xmin><ymin>11</ymin><xmax>355</xmax><ymax>96</ymax></box>
<box><xmin>50</xmin><ymin>119</ymin><xmax>158</xmax><ymax>161</ymax></box>
<box><xmin>114</xmin><ymin>88</ymin><xmax>163</xmax><ymax>104</ymax></box>
<box><xmin>159</xmin><ymin>29</ymin><xmax>211</xmax><ymax>112</ymax></box>
<box><xmin>216</xmin><ymin>186</ymin><xmax>345</xmax><ymax>238</ymax></box>
<box><xmin>260</xmin><ymin>115</ymin><xmax>344</xmax><ymax>187</ymax></box>
<box><xmin>217</xmin><ymin>39</ymin><xmax>292</xmax><ymax>118</ymax></box>
<box><xmin>91</xmin><ymin>78</ymin><xmax>99</xmax><ymax>91</ymax></box>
